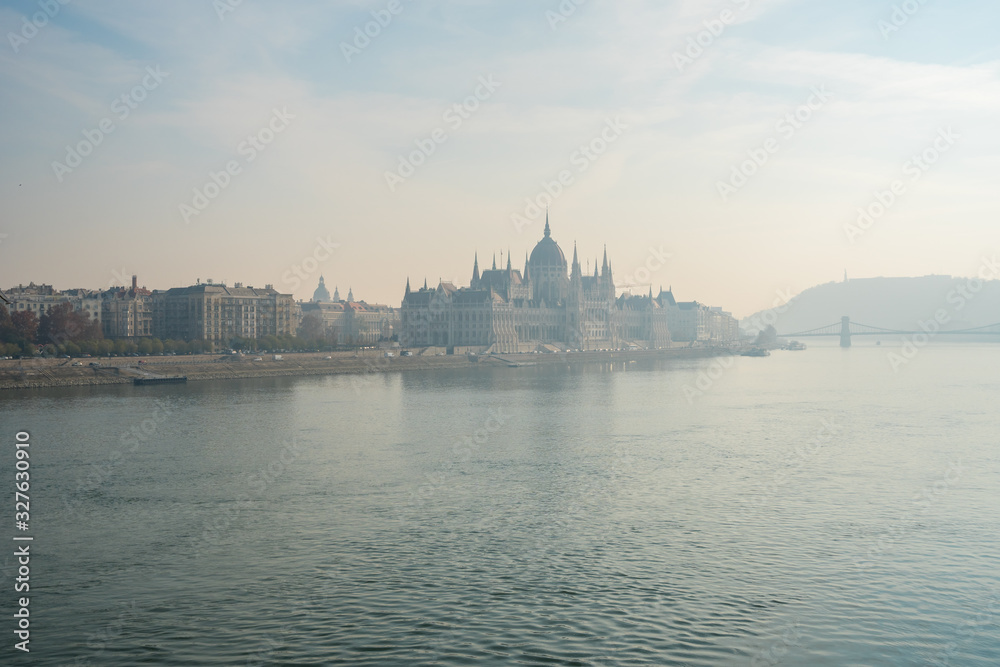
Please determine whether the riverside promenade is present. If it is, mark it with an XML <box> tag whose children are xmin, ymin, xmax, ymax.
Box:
<box><xmin>0</xmin><ymin>346</ymin><xmax>732</xmax><ymax>391</ymax></box>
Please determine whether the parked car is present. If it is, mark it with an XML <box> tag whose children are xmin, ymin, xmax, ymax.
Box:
<box><xmin>253</xmin><ymin>357</ymin><xmax>263</xmax><ymax>362</ymax></box>
<box><xmin>400</xmin><ymin>350</ymin><xmax>412</xmax><ymax>357</ymax></box>
<box><xmin>89</xmin><ymin>362</ymin><xmax>100</xmax><ymax>367</ymax></box>
<box><xmin>71</xmin><ymin>361</ymin><xmax>83</xmax><ymax>366</ymax></box>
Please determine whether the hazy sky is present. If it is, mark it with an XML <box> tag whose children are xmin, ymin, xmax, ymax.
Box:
<box><xmin>1</xmin><ymin>0</ymin><xmax>998</xmax><ymax>317</ymax></box>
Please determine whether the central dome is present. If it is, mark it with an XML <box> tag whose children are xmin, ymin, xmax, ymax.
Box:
<box><xmin>529</xmin><ymin>218</ymin><xmax>567</xmax><ymax>268</ymax></box>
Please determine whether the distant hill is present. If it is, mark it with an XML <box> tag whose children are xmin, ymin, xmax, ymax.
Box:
<box><xmin>742</xmin><ymin>276</ymin><xmax>1000</xmax><ymax>335</ymax></box>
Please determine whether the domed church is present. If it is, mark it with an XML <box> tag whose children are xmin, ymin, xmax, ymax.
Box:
<box><xmin>312</xmin><ymin>275</ymin><xmax>331</xmax><ymax>302</ymax></box>
<box><xmin>400</xmin><ymin>215</ymin><xmax>672</xmax><ymax>353</ymax></box>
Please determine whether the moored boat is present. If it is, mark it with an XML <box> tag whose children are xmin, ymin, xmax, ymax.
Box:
<box><xmin>133</xmin><ymin>376</ymin><xmax>187</xmax><ymax>385</ymax></box>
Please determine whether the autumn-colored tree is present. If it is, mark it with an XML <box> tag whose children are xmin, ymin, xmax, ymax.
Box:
<box><xmin>37</xmin><ymin>302</ymin><xmax>101</xmax><ymax>345</ymax></box>
<box><xmin>0</xmin><ymin>304</ymin><xmax>13</xmax><ymax>341</ymax></box>
<box><xmin>11</xmin><ymin>310</ymin><xmax>38</xmax><ymax>343</ymax></box>
<box><xmin>0</xmin><ymin>305</ymin><xmax>38</xmax><ymax>356</ymax></box>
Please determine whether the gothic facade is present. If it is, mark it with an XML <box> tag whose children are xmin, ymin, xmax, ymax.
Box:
<box><xmin>400</xmin><ymin>218</ymin><xmax>672</xmax><ymax>353</ymax></box>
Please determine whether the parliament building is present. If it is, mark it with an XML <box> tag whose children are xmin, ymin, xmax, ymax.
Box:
<box><xmin>400</xmin><ymin>218</ymin><xmax>673</xmax><ymax>353</ymax></box>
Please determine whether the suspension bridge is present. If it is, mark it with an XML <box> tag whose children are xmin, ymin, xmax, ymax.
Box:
<box><xmin>778</xmin><ymin>316</ymin><xmax>1000</xmax><ymax>348</ymax></box>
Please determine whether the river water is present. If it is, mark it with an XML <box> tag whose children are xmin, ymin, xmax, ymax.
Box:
<box><xmin>3</xmin><ymin>342</ymin><xmax>999</xmax><ymax>665</ymax></box>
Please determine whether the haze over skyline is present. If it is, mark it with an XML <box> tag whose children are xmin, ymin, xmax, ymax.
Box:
<box><xmin>2</xmin><ymin>0</ymin><xmax>999</xmax><ymax>317</ymax></box>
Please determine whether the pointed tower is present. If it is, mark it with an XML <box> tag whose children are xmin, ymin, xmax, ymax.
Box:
<box><xmin>601</xmin><ymin>245</ymin><xmax>609</xmax><ymax>276</ymax></box>
<box><xmin>544</xmin><ymin>210</ymin><xmax>551</xmax><ymax>238</ymax></box>
<box><xmin>405</xmin><ymin>277</ymin><xmax>411</xmax><ymax>296</ymax></box>
<box><xmin>594</xmin><ymin>258</ymin><xmax>599</xmax><ymax>279</ymax></box>
<box><xmin>571</xmin><ymin>242</ymin><xmax>581</xmax><ymax>282</ymax></box>
<box><xmin>333</xmin><ymin>285</ymin><xmax>341</xmax><ymax>301</ymax></box>
<box><xmin>472</xmin><ymin>253</ymin><xmax>480</xmax><ymax>285</ymax></box>
<box><xmin>492</xmin><ymin>253</ymin><xmax>497</xmax><ymax>270</ymax></box>
<box><xmin>347</xmin><ymin>287</ymin><xmax>354</xmax><ymax>302</ymax></box>
<box><xmin>523</xmin><ymin>252</ymin><xmax>530</xmax><ymax>282</ymax></box>
<box><xmin>607</xmin><ymin>261</ymin><xmax>615</xmax><ymax>300</ymax></box>
<box><xmin>423</xmin><ymin>278</ymin><xmax>428</xmax><ymax>290</ymax></box>
<box><xmin>506</xmin><ymin>249</ymin><xmax>512</xmax><ymax>272</ymax></box>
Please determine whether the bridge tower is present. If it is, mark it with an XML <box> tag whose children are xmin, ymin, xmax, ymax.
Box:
<box><xmin>840</xmin><ymin>316</ymin><xmax>851</xmax><ymax>348</ymax></box>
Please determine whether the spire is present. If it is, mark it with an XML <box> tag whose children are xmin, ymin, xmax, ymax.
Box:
<box><xmin>423</xmin><ymin>277</ymin><xmax>428</xmax><ymax>290</ymax></box>
<box><xmin>347</xmin><ymin>286</ymin><xmax>354</xmax><ymax>302</ymax></box>
<box><xmin>523</xmin><ymin>252</ymin><xmax>530</xmax><ymax>281</ymax></box>
<box><xmin>492</xmin><ymin>253</ymin><xmax>496</xmax><ymax>270</ymax></box>
<box><xmin>594</xmin><ymin>257</ymin><xmax>599</xmax><ymax>278</ymax></box>
<box><xmin>601</xmin><ymin>245</ymin><xmax>609</xmax><ymax>275</ymax></box>
<box><xmin>544</xmin><ymin>210</ymin><xmax>551</xmax><ymax>238</ymax></box>
<box><xmin>333</xmin><ymin>285</ymin><xmax>340</xmax><ymax>301</ymax></box>
<box><xmin>506</xmin><ymin>249</ymin><xmax>512</xmax><ymax>271</ymax></box>
<box><xmin>472</xmin><ymin>253</ymin><xmax>480</xmax><ymax>283</ymax></box>
<box><xmin>405</xmin><ymin>277</ymin><xmax>411</xmax><ymax>295</ymax></box>
<box><xmin>571</xmin><ymin>242</ymin><xmax>581</xmax><ymax>281</ymax></box>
